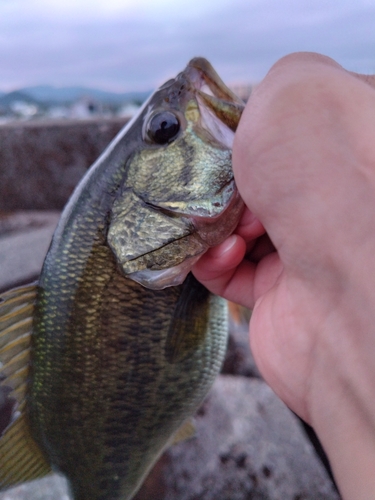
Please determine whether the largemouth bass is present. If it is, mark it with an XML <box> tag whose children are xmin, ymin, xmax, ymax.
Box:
<box><xmin>0</xmin><ymin>58</ymin><xmax>244</xmax><ymax>500</ymax></box>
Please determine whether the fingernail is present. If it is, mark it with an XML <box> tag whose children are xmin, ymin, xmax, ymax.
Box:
<box><xmin>210</xmin><ymin>235</ymin><xmax>238</xmax><ymax>257</ymax></box>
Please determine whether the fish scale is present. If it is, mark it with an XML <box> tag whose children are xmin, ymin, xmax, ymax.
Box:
<box><xmin>0</xmin><ymin>57</ymin><xmax>245</xmax><ymax>499</ymax></box>
<box><xmin>31</xmin><ymin>214</ymin><xmax>228</xmax><ymax>500</ymax></box>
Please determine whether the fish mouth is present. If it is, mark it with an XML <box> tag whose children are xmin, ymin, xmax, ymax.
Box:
<box><xmin>125</xmin><ymin>183</ymin><xmax>244</xmax><ymax>291</ymax></box>
<box><xmin>186</xmin><ymin>58</ymin><xmax>245</xmax><ymax>148</ymax></box>
<box><xmin>148</xmin><ymin>178</ymin><xmax>236</xmax><ymax>219</ymax></box>
<box><xmin>113</xmin><ymin>58</ymin><xmax>246</xmax><ymax>291</ymax></box>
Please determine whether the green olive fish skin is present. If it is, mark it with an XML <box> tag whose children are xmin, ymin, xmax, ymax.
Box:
<box><xmin>0</xmin><ymin>58</ymin><xmax>244</xmax><ymax>500</ymax></box>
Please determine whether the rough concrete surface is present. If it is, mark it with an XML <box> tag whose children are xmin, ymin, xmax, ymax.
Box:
<box><xmin>222</xmin><ymin>314</ymin><xmax>261</xmax><ymax>379</ymax></box>
<box><xmin>0</xmin><ymin>475</ymin><xmax>69</xmax><ymax>500</ymax></box>
<box><xmin>0</xmin><ymin>118</ymin><xmax>127</xmax><ymax>211</ymax></box>
<box><xmin>135</xmin><ymin>376</ymin><xmax>339</xmax><ymax>500</ymax></box>
<box><xmin>0</xmin><ymin>211</ymin><xmax>60</xmax><ymax>292</ymax></box>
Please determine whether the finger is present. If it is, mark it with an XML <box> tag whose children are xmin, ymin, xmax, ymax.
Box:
<box><xmin>192</xmin><ymin>235</ymin><xmax>256</xmax><ymax>308</ymax></box>
<box><xmin>349</xmin><ymin>72</ymin><xmax>375</xmax><ymax>89</ymax></box>
<box><xmin>247</xmin><ymin>233</ymin><xmax>276</xmax><ymax>263</ymax></box>
<box><xmin>193</xmin><ymin>235</ymin><xmax>246</xmax><ymax>282</ymax></box>
<box><xmin>235</xmin><ymin>207</ymin><xmax>265</xmax><ymax>242</ymax></box>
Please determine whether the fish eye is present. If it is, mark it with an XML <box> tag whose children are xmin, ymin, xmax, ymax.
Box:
<box><xmin>146</xmin><ymin>111</ymin><xmax>180</xmax><ymax>145</ymax></box>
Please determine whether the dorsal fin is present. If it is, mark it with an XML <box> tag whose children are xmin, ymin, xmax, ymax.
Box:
<box><xmin>0</xmin><ymin>283</ymin><xmax>52</xmax><ymax>490</ymax></box>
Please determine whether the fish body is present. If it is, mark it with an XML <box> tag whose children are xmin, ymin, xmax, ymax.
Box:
<box><xmin>0</xmin><ymin>58</ymin><xmax>244</xmax><ymax>500</ymax></box>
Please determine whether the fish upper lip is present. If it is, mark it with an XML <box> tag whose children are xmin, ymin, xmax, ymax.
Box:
<box><xmin>184</xmin><ymin>58</ymin><xmax>244</xmax><ymax>134</ymax></box>
<box><xmin>186</xmin><ymin>57</ymin><xmax>243</xmax><ymax>104</ymax></box>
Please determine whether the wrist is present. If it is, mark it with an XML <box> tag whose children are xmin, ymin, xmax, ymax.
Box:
<box><xmin>312</xmin><ymin>393</ymin><xmax>375</xmax><ymax>499</ymax></box>
<box><xmin>309</xmin><ymin>315</ymin><xmax>375</xmax><ymax>499</ymax></box>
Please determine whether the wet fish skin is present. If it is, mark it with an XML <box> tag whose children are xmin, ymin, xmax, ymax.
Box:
<box><xmin>32</xmin><ymin>259</ymin><xmax>227</xmax><ymax>500</ymax></box>
<box><xmin>0</xmin><ymin>58</ymin><xmax>244</xmax><ymax>500</ymax></box>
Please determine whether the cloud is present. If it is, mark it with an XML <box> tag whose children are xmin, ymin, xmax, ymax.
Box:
<box><xmin>0</xmin><ymin>0</ymin><xmax>374</xmax><ymax>91</ymax></box>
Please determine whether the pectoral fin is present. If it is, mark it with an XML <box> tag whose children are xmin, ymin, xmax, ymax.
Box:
<box><xmin>0</xmin><ymin>284</ymin><xmax>52</xmax><ymax>490</ymax></box>
<box><xmin>171</xmin><ymin>419</ymin><xmax>196</xmax><ymax>445</ymax></box>
<box><xmin>165</xmin><ymin>274</ymin><xmax>210</xmax><ymax>363</ymax></box>
<box><xmin>228</xmin><ymin>302</ymin><xmax>252</xmax><ymax>325</ymax></box>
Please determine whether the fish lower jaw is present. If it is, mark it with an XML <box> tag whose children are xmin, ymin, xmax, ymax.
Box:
<box><xmin>127</xmin><ymin>254</ymin><xmax>203</xmax><ymax>290</ymax></box>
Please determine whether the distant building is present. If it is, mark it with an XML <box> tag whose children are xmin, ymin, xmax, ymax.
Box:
<box><xmin>9</xmin><ymin>100</ymin><xmax>39</xmax><ymax>119</ymax></box>
<box><xmin>117</xmin><ymin>102</ymin><xmax>141</xmax><ymax>119</ymax></box>
<box><xmin>46</xmin><ymin>105</ymin><xmax>71</xmax><ymax>120</ymax></box>
<box><xmin>0</xmin><ymin>90</ymin><xmax>41</xmax><ymax>121</ymax></box>
<box><xmin>69</xmin><ymin>96</ymin><xmax>103</xmax><ymax>119</ymax></box>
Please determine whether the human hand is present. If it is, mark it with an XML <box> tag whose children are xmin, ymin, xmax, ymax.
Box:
<box><xmin>193</xmin><ymin>52</ymin><xmax>375</xmax><ymax>499</ymax></box>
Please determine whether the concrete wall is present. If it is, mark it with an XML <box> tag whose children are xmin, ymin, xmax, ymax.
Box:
<box><xmin>0</xmin><ymin>117</ymin><xmax>128</xmax><ymax>211</ymax></box>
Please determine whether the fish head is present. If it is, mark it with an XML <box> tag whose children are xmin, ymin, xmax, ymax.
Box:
<box><xmin>107</xmin><ymin>57</ymin><xmax>245</xmax><ymax>290</ymax></box>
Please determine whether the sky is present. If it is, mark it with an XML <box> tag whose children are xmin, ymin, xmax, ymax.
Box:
<box><xmin>1</xmin><ymin>0</ymin><xmax>375</xmax><ymax>93</ymax></box>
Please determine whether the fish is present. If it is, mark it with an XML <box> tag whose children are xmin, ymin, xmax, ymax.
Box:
<box><xmin>0</xmin><ymin>58</ymin><xmax>245</xmax><ymax>500</ymax></box>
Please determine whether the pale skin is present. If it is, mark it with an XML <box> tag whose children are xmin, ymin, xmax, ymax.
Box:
<box><xmin>192</xmin><ymin>52</ymin><xmax>375</xmax><ymax>499</ymax></box>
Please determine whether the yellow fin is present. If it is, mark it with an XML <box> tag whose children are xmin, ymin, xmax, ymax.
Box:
<box><xmin>0</xmin><ymin>283</ymin><xmax>52</xmax><ymax>490</ymax></box>
<box><xmin>228</xmin><ymin>301</ymin><xmax>252</xmax><ymax>325</ymax></box>
<box><xmin>171</xmin><ymin>419</ymin><xmax>196</xmax><ymax>445</ymax></box>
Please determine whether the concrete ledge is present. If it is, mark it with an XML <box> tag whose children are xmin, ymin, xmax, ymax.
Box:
<box><xmin>0</xmin><ymin>211</ymin><xmax>60</xmax><ymax>292</ymax></box>
<box><xmin>0</xmin><ymin>118</ymin><xmax>128</xmax><ymax>211</ymax></box>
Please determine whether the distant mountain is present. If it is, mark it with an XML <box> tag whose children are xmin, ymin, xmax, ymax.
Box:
<box><xmin>0</xmin><ymin>90</ymin><xmax>39</xmax><ymax>106</ymax></box>
<box><xmin>17</xmin><ymin>85</ymin><xmax>151</xmax><ymax>105</ymax></box>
